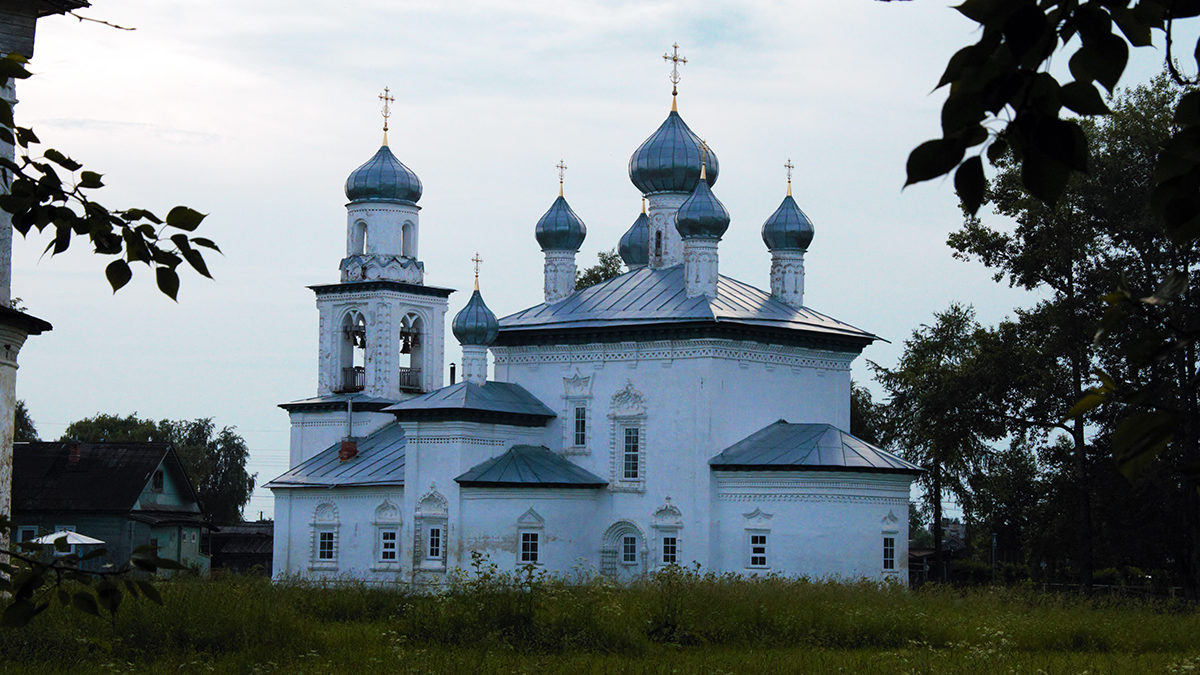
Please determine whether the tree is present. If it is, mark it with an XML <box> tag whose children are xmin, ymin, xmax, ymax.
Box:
<box><xmin>575</xmin><ymin>249</ymin><xmax>623</xmax><ymax>290</ymax></box>
<box><xmin>872</xmin><ymin>304</ymin><xmax>1003</xmax><ymax>576</ymax></box>
<box><xmin>850</xmin><ymin>382</ymin><xmax>884</xmax><ymax>446</ymax></box>
<box><xmin>13</xmin><ymin>401</ymin><xmax>36</xmax><ymax>442</ymax></box>
<box><xmin>0</xmin><ymin>55</ymin><xmax>218</xmax><ymax>299</ymax></box>
<box><xmin>61</xmin><ymin>414</ymin><xmax>255</xmax><ymax>523</ymax></box>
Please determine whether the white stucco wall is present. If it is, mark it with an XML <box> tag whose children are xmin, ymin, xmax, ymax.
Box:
<box><xmin>287</xmin><ymin>409</ymin><xmax>394</xmax><ymax>467</ymax></box>
<box><xmin>272</xmin><ymin>486</ymin><xmax>405</xmax><ymax>582</ymax></box>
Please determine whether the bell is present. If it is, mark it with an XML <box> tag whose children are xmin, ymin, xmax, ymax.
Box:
<box><xmin>401</xmin><ymin>335</ymin><xmax>411</xmax><ymax>354</ymax></box>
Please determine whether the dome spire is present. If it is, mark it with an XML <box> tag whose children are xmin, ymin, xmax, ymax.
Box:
<box><xmin>664</xmin><ymin>42</ymin><xmax>686</xmax><ymax>111</ymax></box>
<box><xmin>556</xmin><ymin>159</ymin><xmax>567</xmax><ymax>197</ymax></box>
<box><xmin>379</xmin><ymin>86</ymin><xmax>394</xmax><ymax>147</ymax></box>
<box><xmin>785</xmin><ymin>158</ymin><xmax>794</xmax><ymax>197</ymax></box>
<box><xmin>472</xmin><ymin>251</ymin><xmax>482</xmax><ymax>291</ymax></box>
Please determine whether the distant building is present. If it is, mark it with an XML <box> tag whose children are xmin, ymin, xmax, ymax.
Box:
<box><xmin>204</xmin><ymin>521</ymin><xmax>273</xmax><ymax>575</ymax></box>
<box><xmin>269</xmin><ymin>56</ymin><xmax>921</xmax><ymax>584</ymax></box>
<box><xmin>12</xmin><ymin>441</ymin><xmax>210</xmax><ymax>574</ymax></box>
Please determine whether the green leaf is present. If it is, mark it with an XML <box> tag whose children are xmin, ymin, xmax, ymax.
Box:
<box><xmin>1060</xmin><ymin>81</ymin><xmax>1110</xmax><ymax>116</ymax></box>
<box><xmin>165</xmin><ymin>206</ymin><xmax>206</xmax><ymax>232</ymax></box>
<box><xmin>78</xmin><ymin>171</ymin><xmax>103</xmax><ymax>189</ymax></box>
<box><xmin>1141</xmin><ymin>270</ymin><xmax>1189</xmax><ymax>305</ymax></box>
<box><xmin>15</xmin><ymin>126</ymin><xmax>38</xmax><ymax>147</ymax></box>
<box><xmin>986</xmin><ymin>138</ymin><xmax>1008</xmax><ymax>164</ymax></box>
<box><xmin>1066</xmin><ymin>389</ymin><xmax>1109</xmax><ymax>420</ymax></box>
<box><xmin>96</xmin><ymin>582</ymin><xmax>122</xmax><ymax>616</ymax></box>
<box><xmin>105</xmin><ymin>260</ymin><xmax>132</xmax><ymax>293</ymax></box>
<box><xmin>955</xmin><ymin>0</ymin><xmax>1013</xmax><ymax>24</ymax></box>
<box><xmin>156</xmin><ymin>266</ymin><xmax>179</xmax><ymax>301</ymax></box>
<box><xmin>905</xmin><ymin>138</ymin><xmax>967</xmax><ymax>186</ymax></box>
<box><xmin>136</xmin><ymin>580</ymin><xmax>163</xmax><ymax>605</ymax></box>
<box><xmin>1112</xmin><ymin>7</ymin><xmax>1153</xmax><ymax>47</ymax></box>
<box><xmin>1174</xmin><ymin>91</ymin><xmax>1200</xmax><ymax>127</ymax></box>
<box><xmin>42</xmin><ymin>149</ymin><xmax>82</xmax><ymax>172</ymax></box>
<box><xmin>1069</xmin><ymin>36</ymin><xmax>1128</xmax><ymax>92</ymax></box>
<box><xmin>1112</xmin><ymin>411</ymin><xmax>1176</xmax><ymax>481</ymax></box>
<box><xmin>191</xmin><ymin>237</ymin><xmax>221</xmax><ymax>253</ymax></box>
<box><xmin>954</xmin><ymin>156</ymin><xmax>985</xmax><ymax>215</ymax></box>
<box><xmin>72</xmin><ymin>592</ymin><xmax>100</xmax><ymax>617</ymax></box>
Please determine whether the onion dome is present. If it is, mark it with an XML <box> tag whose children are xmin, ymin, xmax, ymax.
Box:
<box><xmin>675</xmin><ymin>165</ymin><xmax>730</xmax><ymax>240</ymax></box>
<box><xmin>534</xmin><ymin>195</ymin><xmax>587</xmax><ymax>252</ymax></box>
<box><xmin>344</xmin><ymin>145</ymin><xmax>423</xmax><ymax>204</ymax></box>
<box><xmin>619</xmin><ymin>204</ymin><xmax>650</xmax><ymax>267</ymax></box>
<box><xmin>762</xmin><ymin>193</ymin><xmax>815</xmax><ymax>251</ymax></box>
<box><xmin>629</xmin><ymin>109</ymin><xmax>719</xmax><ymax>194</ymax></box>
<box><xmin>452</xmin><ymin>289</ymin><xmax>499</xmax><ymax>347</ymax></box>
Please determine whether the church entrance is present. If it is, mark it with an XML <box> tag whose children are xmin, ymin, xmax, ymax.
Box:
<box><xmin>600</xmin><ymin>521</ymin><xmax>646</xmax><ymax>581</ymax></box>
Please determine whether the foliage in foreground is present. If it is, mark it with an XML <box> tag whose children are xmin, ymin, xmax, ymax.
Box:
<box><xmin>1</xmin><ymin>564</ymin><xmax>1199</xmax><ymax>672</ymax></box>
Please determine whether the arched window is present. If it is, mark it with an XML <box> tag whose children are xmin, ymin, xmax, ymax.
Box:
<box><xmin>416</xmin><ymin>489</ymin><xmax>448</xmax><ymax>570</ymax></box>
<box><xmin>311</xmin><ymin>502</ymin><xmax>340</xmax><ymax>570</ymax></box>
<box><xmin>337</xmin><ymin>310</ymin><xmax>366</xmax><ymax>393</ymax></box>
<box><xmin>350</xmin><ymin>220</ymin><xmax>368</xmax><ymax>256</ymax></box>
<box><xmin>399</xmin><ymin>312</ymin><xmax>424</xmax><ymax>392</ymax></box>
<box><xmin>600</xmin><ymin>520</ymin><xmax>646</xmax><ymax>579</ymax></box>
<box><xmin>402</xmin><ymin>221</ymin><xmax>416</xmax><ymax>258</ymax></box>
<box><xmin>654</xmin><ymin>231</ymin><xmax>663</xmax><ymax>258</ymax></box>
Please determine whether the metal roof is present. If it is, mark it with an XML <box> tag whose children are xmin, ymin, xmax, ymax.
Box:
<box><xmin>498</xmin><ymin>265</ymin><xmax>877</xmax><ymax>344</ymax></box>
<box><xmin>709</xmin><ymin>421</ymin><xmax>922</xmax><ymax>474</ymax></box>
<box><xmin>279</xmin><ymin>392</ymin><xmax>399</xmax><ymax>413</ymax></box>
<box><xmin>265</xmin><ymin>422</ymin><xmax>406</xmax><ymax>489</ymax></box>
<box><xmin>383</xmin><ymin>381</ymin><xmax>555</xmax><ymax>426</ymax></box>
<box><xmin>455</xmin><ymin>445</ymin><xmax>606</xmax><ymax>488</ymax></box>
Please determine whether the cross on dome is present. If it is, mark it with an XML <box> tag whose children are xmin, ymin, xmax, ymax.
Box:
<box><xmin>379</xmin><ymin>86</ymin><xmax>395</xmax><ymax>145</ymax></box>
<box><xmin>785</xmin><ymin>158</ymin><xmax>794</xmax><ymax>196</ymax></box>
<box><xmin>556</xmin><ymin>159</ymin><xmax>567</xmax><ymax>196</ymax></box>
<box><xmin>471</xmin><ymin>252</ymin><xmax>483</xmax><ymax>290</ymax></box>
<box><xmin>664</xmin><ymin>42</ymin><xmax>687</xmax><ymax>103</ymax></box>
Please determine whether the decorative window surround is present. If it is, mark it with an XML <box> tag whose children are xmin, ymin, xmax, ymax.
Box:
<box><xmin>372</xmin><ymin>499</ymin><xmax>402</xmax><ymax>570</ymax></box>
<box><xmin>652</xmin><ymin>498</ymin><xmax>684</xmax><ymax>568</ymax></box>
<box><xmin>744</xmin><ymin>508</ymin><xmax>773</xmax><ymax>570</ymax></box>
<box><xmin>600</xmin><ymin>520</ymin><xmax>646</xmax><ymax>577</ymax></box>
<box><xmin>517</xmin><ymin>508</ymin><xmax>545</xmax><ymax>566</ymax></box>
<box><xmin>310</xmin><ymin>502</ymin><xmax>339</xmax><ymax>571</ymax></box>
<box><xmin>563</xmin><ymin>372</ymin><xmax>593</xmax><ymax>455</ymax></box>
<box><xmin>882</xmin><ymin>509</ymin><xmax>900</xmax><ymax>574</ymax></box>
<box><xmin>608</xmin><ymin>380</ymin><xmax>647</xmax><ymax>492</ymax></box>
<box><xmin>415</xmin><ymin>487</ymin><xmax>448</xmax><ymax>572</ymax></box>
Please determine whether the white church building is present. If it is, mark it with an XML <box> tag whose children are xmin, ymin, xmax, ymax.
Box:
<box><xmin>267</xmin><ymin>69</ymin><xmax>921</xmax><ymax>585</ymax></box>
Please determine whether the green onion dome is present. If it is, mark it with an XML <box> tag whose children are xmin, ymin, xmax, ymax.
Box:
<box><xmin>452</xmin><ymin>289</ymin><xmax>499</xmax><ymax>347</ymax></box>
<box><xmin>619</xmin><ymin>209</ymin><xmax>650</xmax><ymax>267</ymax></box>
<box><xmin>628</xmin><ymin>109</ymin><xmax>718</xmax><ymax>194</ymax></box>
<box><xmin>534</xmin><ymin>195</ymin><xmax>587</xmax><ymax>252</ymax></box>
<box><xmin>761</xmin><ymin>194</ymin><xmax>814</xmax><ymax>251</ymax></box>
<box><xmin>344</xmin><ymin>145</ymin><xmax>422</xmax><ymax>204</ymax></box>
<box><xmin>675</xmin><ymin>166</ymin><xmax>729</xmax><ymax>240</ymax></box>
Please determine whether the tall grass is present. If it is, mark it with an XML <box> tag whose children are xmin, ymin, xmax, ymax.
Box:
<box><xmin>1</xmin><ymin>561</ymin><xmax>1197</xmax><ymax>672</ymax></box>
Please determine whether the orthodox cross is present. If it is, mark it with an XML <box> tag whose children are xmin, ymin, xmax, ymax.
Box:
<box><xmin>379</xmin><ymin>86</ymin><xmax>394</xmax><ymax>143</ymax></box>
<box><xmin>663</xmin><ymin>42</ymin><xmax>687</xmax><ymax>99</ymax></box>
<box><xmin>699</xmin><ymin>139</ymin><xmax>710</xmax><ymax>179</ymax></box>
<box><xmin>785</xmin><ymin>158</ymin><xmax>794</xmax><ymax>196</ymax></box>
<box><xmin>472</xmin><ymin>252</ymin><xmax>483</xmax><ymax>290</ymax></box>
<box><xmin>556</xmin><ymin>159</ymin><xmax>567</xmax><ymax>196</ymax></box>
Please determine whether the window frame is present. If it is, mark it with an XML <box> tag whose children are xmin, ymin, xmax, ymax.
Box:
<box><xmin>151</xmin><ymin>469</ymin><xmax>164</xmax><ymax>492</ymax></box>
<box><xmin>573</xmin><ymin>406</ymin><xmax>588</xmax><ymax>447</ymax></box>
<box><xmin>379</xmin><ymin>529</ymin><xmax>399</xmax><ymax>562</ymax></box>
<box><xmin>622</xmin><ymin>427</ymin><xmax>640</xmax><ymax>480</ymax></box>
<box><xmin>519</xmin><ymin>530</ymin><xmax>540</xmax><ymax>565</ymax></box>
<box><xmin>883</xmin><ymin>535</ymin><xmax>897</xmax><ymax>572</ymax></box>
<box><xmin>747</xmin><ymin>530</ymin><xmax>769</xmax><ymax>569</ymax></box>
<box><xmin>621</xmin><ymin>535</ymin><xmax>639</xmax><ymax>565</ymax></box>
<box><xmin>661</xmin><ymin>535</ymin><xmax>678</xmax><ymax>565</ymax></box>
<box><xmin>426</xmin><ymin>525</ymin><xmax>443</xmax><ymax>561</ymax></box>
<box><xmin>16</xmin><ymin>526</ymin><xmax>37</xmax><ymax>543</ymax></box>
<box><xmin>317</xmin><ymin>530</ymin><xmax>336</xmax><ymax>561</ymax></box>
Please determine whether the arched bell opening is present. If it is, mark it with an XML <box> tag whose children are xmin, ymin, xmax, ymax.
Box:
<box><xmin>336</xmin><ymin>310</ymin><xmax>367</xmax><ymax>393</ymax></box>
<box><xmin>401</xmin><ymin>221</ymin><xmax>417</xmax><ymax>258</ymax></box>
<box><xmin>399</xmin><ymin>312</ymin><xmax>425</xmax><ymax>393</ymax></box>
<box><xmin>350</xmin><ymin>220</ymin><xmax>368</xmax><ymax>256</ymax></box>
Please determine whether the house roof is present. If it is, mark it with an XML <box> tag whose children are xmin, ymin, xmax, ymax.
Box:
<box><xmin>709</xmin><ymin>421</ymin><xmax>922</xmax><ymax>474</ymax></box>
<box><xmin>455</xmin><ymin>445</ymin><xmax>606</xmax><ymax>488</ymax></box>
<box><xmin>12</xmin><ymin>442</ymin><xmax>199</xmax><ymax>513</ymax></box>
<box><xmin>497</xmin><ymin>265</ymin><xmax>877</xmax><ymax>348</ymax></box>
<box><xmin>264</xmin><ymin>422</ymin><xmax>406</xmax><ymax>489</ymax></box>
<box><xmin>383</xmin><ymin>380</ymin><xmax>555</xmax><ymax>426</ymax></box>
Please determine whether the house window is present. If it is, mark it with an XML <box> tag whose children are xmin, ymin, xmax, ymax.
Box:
<box><xmin>749</xmin><ymin>532</ymin><xmax>768</xmax><ymax>568</ymax></box>
<box><xmin>427</xmin><ymin>526</ymin><xmax>442</xmax><ymax>560</ymax></box>
<box><xmin>380</xmin><ymin>531</ymin><xmax>398</xmax><ymax>561</ymax></box>
<box><xmin>573</xmin><ymin>406</ymin><xmax>587</xmax><ymax>446</ymax></box>
<box><xmin>520</xmin><ymin>531</ymin><xmax>540</xmax><ymax>564</ymax></box>
<box><xmin>622</xmin><ymin>535</ymin><xmax>638</xmax><ymax>564</ymax></box>
<box><xmin>152</xmin><ymin>469</ymin><xmax>164</xmax><ymax>492</ymax></box>
<box><xmin>662</xmin><ymin>536</ymin><xmax>677</xmax><ymax>565</ymax></box>
<box><xmin>317</xmin><ymin>531</ymin><xmax>335</xmax><ymax>561</ymax></box>
<box><xmin>16</xmin><ymin>526</ymin><xmax>36</xmax><ymax>543</ymax></box>
<box><xmin>883</xmin><ymin>536</ymin><xmax>896</xmax><ymax>570</ymax></box>
<box><xmin>622</xmin><ymin>428</ymin><xmax>640</xmax><ymax>480</ymax></box>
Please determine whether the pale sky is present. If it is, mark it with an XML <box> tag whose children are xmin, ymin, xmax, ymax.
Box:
<box><xmin>12</xmin><ymin>2</ymin><xmax>1181</xmax><ymax>519</ymax></box>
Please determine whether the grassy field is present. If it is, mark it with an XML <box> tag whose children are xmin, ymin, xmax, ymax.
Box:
<box><xmin>1</xmin><ymin>564</ymin><xmax>1198</xmax><ymax>673</ymax></box>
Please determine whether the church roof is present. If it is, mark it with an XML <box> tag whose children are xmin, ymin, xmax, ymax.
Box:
<box><xmin>709</xmin><ymin>421</ymin><xmax>922</xmax><ymax>474</ymax></box>
<box><xmin>497</xmin><ymin>265</ymin><xmax>877</xmax><ymax>348</ymax></box>
<box><xmin>383</xmin><ymin>381</ymin><xmax>555</xmax><ymax>426</ymax></box>
<box><xmin>455</xmin><ymin>445</ymin><xmax>606</xmax><ymax>488</ymax></box>
<box><xmin>278</xmin><ymin>392</ymin><xmax>399</xmax><ymax>413</ymax></box>
<box><xmin>264</xmin><ymin>422</ymin><xmax>406</xmax><ymax>489</ymax></box>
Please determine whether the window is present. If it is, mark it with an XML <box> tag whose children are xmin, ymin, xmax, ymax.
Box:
<box><xmin>749</xmin><ymin>532</ymin><xmax>768</xmax><ymax>568</ymax></box>
<box><xmin>317</xmin><ymin>531</ymin><xmax>335</xmax><ymax>561</ymax></box>
<box><xmin>622</xmin><ymin>535</ymin><xmax>638</xmax><ymax>564</ymax></box>
<box><xmin>662</xmin><ymin>536</ymin><xmax>677</xmax><ymax>565</ymax></box>
<box><xmin>654</xmin><ymin>231</ymin><xmax>663</xmax><ymax>257</ymax></box>
<box><xmin>520</xmin><ymin>531</ymin><xmax>540</xmax><ymax>564</ymax></box>
<box><xmin>427</xmin><ymin>526</ymin><xmax>442</xmax><ymax>560</ymax></box>
<box><xmin>380</xmin><ymin>531</ymin><xmax>398</xmax><ymax>561</ymax></box>
<box><xmin>152</xmin><ymin>469</ymin><xmax>164</xmax><ymax>492</ymax></box>
<box><xmin>573</xmin><ymin>406</ymin><xmax>587</xmax><ymax>446</ymax></box>
<box><xmin>883</xmin><ymin>536</ymin><xmax>896</xmax><ymax>570</ymax></box>
<box><xmin>16</xmin><ymin>526</ymin><xmax>36</xmax><ymax>543</ymax></box>
<box><xmin>622</xmin><ymin>428</ymin><xmax>640</xmax><ymax>479</ymax></box>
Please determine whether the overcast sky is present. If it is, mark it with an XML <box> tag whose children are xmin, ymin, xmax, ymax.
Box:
<box><xmin>13</xmin><ymin>1</ymin><xmax>1182</xmax><ymax>519</ymax></box>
